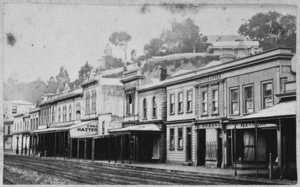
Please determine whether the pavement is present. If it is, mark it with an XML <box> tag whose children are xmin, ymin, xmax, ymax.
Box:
<box><xmin>4</xmin><ymin>152</ymin><xmax>298</xmax><ymax>185</ymax></box>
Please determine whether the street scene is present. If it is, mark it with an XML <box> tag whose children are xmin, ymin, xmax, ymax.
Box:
<box><xmin>3</xmin><ymin>2</ymin><xmax>298</xmax><ymax>185</ymax></box>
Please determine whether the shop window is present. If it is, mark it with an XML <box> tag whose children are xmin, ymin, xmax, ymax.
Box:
<box><xmin>202</xmin><ymin>91</ymin><xmax>208</xmax><ymax>114</ymax></box>
<box><xmin>230</xmin><ymin>88</ymin><xmax>239</xmax><ymax>115</ymax></box>
<box><xmin>212</xmin><ymin>89</ymin><xmax>218</xmax><ymax>114</ymax></box>
<box><xmin>178</xmin><ymin>92</ymin><xmax>183</xmax><ymax>113</ymax></box>
<box><xmin>178</xmin><ymin>128</ymin><xmax>183</xmax><ymax>149</ymax></box>
<box><xmin>170</xmin><ymin>94</ymin><xmax>175</xmax><ymax>114</ymax></box>
<box><xmin>187</xmin><ymin>90</ymin><xmax>192</xmax><ymax>112</ymax></box>
<box><xmin>262</xmin><ymin>81</ymin><xmax>273</xmax><ymax>109</ymax></box>
<box><xmin>205</xmin><ymin>129</ymin><xmax>217</xmax><ymax>161</ymax></box>
<box><xmin>143</xmin><ymin>98</ymin><xmax>147</xmax><ymax>119</ymax></box>
<box><xmin>152</xmin><ymin>97</ymin><xmax>157</xmax><ymax>118</ymax></box>
<box><xmin>169</xmin><ymin>128</ymin><xmax>175</xmax><ymax>149</ymax></box>
<box><xmin>244</xmin><ymin>85</ymin><xmax>254</xmax><ymax>114</ymax></box>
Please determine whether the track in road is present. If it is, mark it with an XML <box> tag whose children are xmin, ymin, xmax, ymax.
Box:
<box><xmin>4</xmin><ymin>154</ymin><xmax>269</xmax><ymax>185</ymax></box>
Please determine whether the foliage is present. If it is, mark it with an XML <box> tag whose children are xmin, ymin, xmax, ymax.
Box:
<box><xmin>238</xmin><ymin>11</ymin><xmax>296</xmax><ymax>52</ymax></box>
<box><xmin>78</xmin><ymin>62</ymin><xmax>94</xmax><ymax>82</ymax></box>
<box><xmin>56</xmin><ymin>66</ymin><xmax>71</xmax><ymax>92</ymax></box>
<box><xmin>144</xmin><ymin>18</ymin><xmax>210</xmax><ymax>57</ymax></box>
<box><xmin>109</xmin><ymin>31</ymin><xmax>132</xmax><ymax>61</ymax></box>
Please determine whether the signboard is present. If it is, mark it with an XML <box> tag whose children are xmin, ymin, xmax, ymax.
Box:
<box><xmin>198</xmin><ymin>75</ymin><xmax>222</xmax><ymax>84</ymax></box>
<box><xmin>197</xmin><ymin>123</ymin><xmax>222</xmax><ymax>129</ymax></box>
<box><xmin>226</xmin><ymin>123</ymin><xmax>276</xmax><ymax>129</ymax></box>
<box><xmin>70</xmin><ymin>121</ymin><xmax>98</xmax><ymax>138</ymax></box>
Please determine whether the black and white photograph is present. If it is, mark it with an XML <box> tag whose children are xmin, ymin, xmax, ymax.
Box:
<box><xmin>1</xmin><ymin>0</ymin><xmax>299</xmax><ymax>185</ymax></box>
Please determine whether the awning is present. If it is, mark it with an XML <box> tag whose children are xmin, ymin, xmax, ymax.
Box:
<box><xmin>108</xmin><ymin>124</ymin><xmax>161</xmax><ymax>135</ymax></box>
<box><xmin>232</xmin><ymin>100</ymin><xmax>296</xmax><ymax>122</ymax></box>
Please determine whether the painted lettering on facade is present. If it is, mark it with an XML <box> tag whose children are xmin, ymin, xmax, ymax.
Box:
<box><xmin>198</xmin><ymin>75</ymin><xmax>222</xmax><ymax>83</ymax></box>
<box><xmin>197</xmin><ymin>123</ymin><xmax>222</xmax><ymax>129</ymax></box>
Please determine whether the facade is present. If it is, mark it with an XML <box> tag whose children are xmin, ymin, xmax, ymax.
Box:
<box><xmin>4</xmin><ymin>119</ymin><xmax>14</xmax><ymax>151</ymax></box>
<box><xmin>12</xmin><ymin>114</ymin><xmax>24</xmax><ymax>154</ymax></box>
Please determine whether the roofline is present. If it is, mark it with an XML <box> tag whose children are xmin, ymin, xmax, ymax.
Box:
<box><xmin>138</xmin><ymin>84</ymin><xmax>165</xmax><ymax>92</ymax></box>
<box><xmin>120</xmin><ymin>75</ymin><xmax>145</xmax><ymax>83</ymax></box>
<box><xmin>39</xmin><ymin>92</ymin><xmax>82</xmax><ymax>106</ymax></box>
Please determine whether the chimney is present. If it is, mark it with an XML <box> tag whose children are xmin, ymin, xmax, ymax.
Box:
<box><xmin>160</xmin><ymin>68</ymin><xmax>167</xmax><ymax>81</ymax></box>
<box><xmin>220</xmin><ymin>54</ymin><xmax>235</xmax><ymax>63</ymax></box>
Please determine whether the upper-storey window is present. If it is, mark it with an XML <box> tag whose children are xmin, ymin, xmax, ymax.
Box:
<box><xmin>12</xmin><ymin>105</ymin><xmax>17</xmax><ymax>114</ymax></box>
<box><xmin>91</xmin><ymin>90</ymin><xmax>97</xmax><ymax>114</ymax></box>
<box><xmin>152</xmin><ymin>97</ymin><xmax>157</xmax><ymax>118</ymax></box>
<box><xmin>178</xmin><ymin>92</ymin><xmax>183</xmax><ymax>113</ymax></box>
<box><xmin>102</xmin><ymin>121</ymin><xmax>105</xmax><ymax>135</ymax></box>
<box><xmin>230</xmin><ymin>88</ymin><xmax>239</xmax><ymax>115</ymax></box>
<box><xmin>63</xmin><ymin>105</ymin><xmax>67</xmax><ymax>122</ymax></box>
<box><xmin>244</xmin><ymin>85</ymin><xmax>254</xmax><ymax>114</ymax></box>
<box><xmin>186</xmin><ymin>90</ymin><xmax>192</xmax><ymax>112</ymax></box>
<box><xmin>36</xmin><ymin>118</ymin><xmax>38</xmax><ymax>129</ymax></box>
<box><xmin>8</xmin><ymin>125</ymin><xmax>10</xmax><ymax>135</ymax></box>
<box><xmin>126</xmin><ymin>92</ymin><xmax>135</xmax><ymax>116</ymax></box>
<box><xmin>262</xmin><ymin>81</ymin><xmax>273</xmax><ymax>109</ymax></box>
<box><xmin>76</xmin><ymin>102</ymin><xmax>81</xmax><ymax>120</ymax></box>
<box><xmin>202</xmin><ymin>91</ymin><xmax>208</xmax><ymax>114</ymax></box>
<box><xmin>52</xmin><ymin>107</ymin><xmax>55</xmax><ymax>123</ymax></box>
<box><xmin>170</xmin><ymin>94</ymin><xmax>175</xmax><ymax>114</ymax></box>
<box><xmin>212</xmin><ymin>89</ymin><xmax>219</xmax><ymax>114</ymax></box>
<box><xmin>85</xmin><ymin>92</ymin><xmax>90</xmax><ymax>115</ymax></box>
<box><xmin>69</xmin><ymin>104</ymin><xmax>72</xmax><ymax>121</ymax></box>
<box><xmin>58</xmin><ymin>107</ymin><xmax>61</xmax><ymax>122</ymax></box>
<box><xmin>143</xmin><ymin>98</ymin><xmax>147</xmax><ymax>119</ymax></box>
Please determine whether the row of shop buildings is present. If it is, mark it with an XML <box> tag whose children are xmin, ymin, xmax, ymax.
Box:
<box><xmin>4</xmin><ymin>47</ymin><xmax>297</xmax><ymax>179</ymax></box>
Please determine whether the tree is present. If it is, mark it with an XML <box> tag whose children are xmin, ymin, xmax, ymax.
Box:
<box><xmin>238</xmin><ymin>11</ymin><xmax>296</xmax><ymax>52</ymax></box>
<box><xmin>109</xmin><ymin>31</ymin><xmax>132</xmax><ymax>63</ymax></box>
<box><xmin>46</xmin><ymin>76</ymin><xmax>58</xmax><ymax>93</ymax></box>
<box><xmin>56</xmin><ymin>66</ymin><xmax>70</xmax><ymax>92</ymax></box>
<box><xmin>102</xmin><ymin>44</ymin><xmax>124</xmax><ymax>70</ymax></box>
<box><xmin>78</xmin><ymin>61</ymin><xmax>94</xmax><ymax>81</ymax></box>
<box><xmin>144</xmin><ymin>38</ymin><xmax>164</xmax><ymax>57</ymax></box>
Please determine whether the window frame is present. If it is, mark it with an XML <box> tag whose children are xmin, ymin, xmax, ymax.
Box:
<box><xmin>201</xmin><ymin>90</ymin><xmax>208</xmax><ymax>115</ymax></box>
<box><xmin>169</xmin><ymin>128</ymin><xmax>175</xmax><ymax>150</ymax></box>
<box><xmin>169</xmin><ymin>94</ymin><xmax>175</xmax><ymax>115</ymax></box>
<box><xmin>152</xmin><ymin>96</ymin><xmax>157</xmax><ymax>118</ymax></box>
<box><xmin>178</xmin><ymin>92</ymin><xmax>183</xmax><ymax>114</ymax></box>
<box><xmin>177</xmin><ymin>127</ymin><xmax>183</xmax><ymax>150</ymax></box>
<box><xmin>186</xmin><ymin>90</ymin><xmax>193</xmax><ymax>113</ymax></box>
<box><xmin>229</xmin><ymin>87</ymin><xmax>240</xmax><ymax>115</ymax></box>
<box><xmin>211</xmin><ymin>89</ymin><xmax>219</xmax><ymax>114</ymax></box>
<box><xmin>243</xmin><ymin>84</ymin><xmax>254</xmax><ymax>114</ymax></box>
<box><xmin>261</xmin><ymin>80</ymin><xmax>273</xmax><ymax>109</ymax></box>
<box><xmin>143</xmin><ymin>98</ymin><xmax>147</xmax><ymax>119</ymax></box>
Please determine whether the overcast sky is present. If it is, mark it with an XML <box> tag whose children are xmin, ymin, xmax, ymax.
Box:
<box><xmin>3</xmin><ymin>3</ymin><xmax>296</xmax><ymax>83</ymax></box>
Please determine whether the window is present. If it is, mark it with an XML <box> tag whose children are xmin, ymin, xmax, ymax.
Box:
<box><xmin>91</xmin><ymin>90</ymin><xmax>97</xmax><ymax>114</ymax></box>
<box><xmin>178</xmin><ymin>128</ymin><xmax>183</xmax><ymax>149</ymax></box>
<box><xmin>36</xmin><ymin>118</ymin><xmax>38</xmax><ymax>129</ymax></box>
<box><xmin>8</xmin><ymin>126</ymin><xmax>10</xmax><ymax>135</ymax></box>
<box><xmin>76</xmin><ymin>102</ymin><xmax>81</xmax><ymax>120</ymax></box>
<box><xmin>52</xmin><ymin>107</ymin><xmax>55</xmax><ymax>123</ymax></box>
<box><xmin>102</xmin><ymin>121</ymin><xmax>105</xmax><ymax>135</ymax></box>
<box><xmin>244</xmin><ymin>86</ymin><xmax>254</xmax><ymax>113</ymax></box>
<box><xmin>126</xmin><ymin>93</ymin><xmax>135</xmax><ymax>116</ymax></box>
<box><xmin>143</xmin><ymin>98</ymin><xmax>147</xmax><ymax>119</ymax></box>
<box><xmin>69</xmin><ymin>104</ymin><xmax>72</xmax><ymax>121</ymax></box>
<box><xmin>152</xmin><ymin>97</ymin><xmax>157</xmax><ymax>118</ymax></box>
<box><xmin>63</xmin><ymin>106</ymin><xmax>67</xmax><ymax>122</ymax></box>
<box><xmin>58</xmin><ymin>107</ymin><xmax>61</xmax><ymax>122</ymax></box>
<box><xmin>170</xmin><ymin>128</ymin><xmax>175</xmax><ymax>149</ymax></box>
<box><xmin>85</xmin><ymin>92</ymin><xmax>90</xmax><ymax>115</ymax></box>
<box><xmin>170</xmin><ymin>94</ymin><xmax>175</xmax><ymax>114</ymax></box>
<box><xmin>230</xmin><ymin>88</ymin><xmax>239</xmax><ymax>115</ymax></box>
<box><xmin>212</xmin><ymin>89</ymin><xmax>218</xmax><ymax>113</ymax></box>
<box><xmin>202</xmin><ymin>91</ymin><xmax>208</xmax><ymax>114</ymax></box>
<box><xmin>262</xmin><ymin>81</ymin><xmax>273</xmax><ymax>109</ymax></box>
<box><xmin>178</xmin><ymin>92</ymin><xmax>183</xmax><ymax>113</ymax></box>
<box><xmin>187</xmin><ymin>91</ymin><xmax>192</xmax><ymax>112</ymax></box>
<box><xmin>12</xmin><ymin>105</ymin><xmax>17</xmax><ymax>114</ymax></box>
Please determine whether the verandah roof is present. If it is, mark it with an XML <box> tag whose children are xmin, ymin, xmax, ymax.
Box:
<box><xmin>108</xmin><ymin>124</ymin><xmax>161</xmax><ymax>135</ymax></box>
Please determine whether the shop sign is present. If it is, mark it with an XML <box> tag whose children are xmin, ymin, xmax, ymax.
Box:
<box><xmin>197</xmin><ymin>123</ymin><xmax>222</xmax><ymax>129</ymax></box>
<box><xmin>198</xmin><ymin>74</ymin><xmax>222</xmax><ymax>84</ymax></box>
<box><xmin>70</xmin><ymin>122</ymin><xmax>98</xmax><ymax>138</ymax></box>
<box><xmin>226</xmin><ymin>123</ymin><xmax>276</xmax><ymax>129</ymax></box>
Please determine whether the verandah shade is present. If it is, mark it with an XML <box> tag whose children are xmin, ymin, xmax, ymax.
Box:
<box><xmin>108</xmin><ymin>124</ymin><xmax>161</xmax><ymax>135</ymax></box>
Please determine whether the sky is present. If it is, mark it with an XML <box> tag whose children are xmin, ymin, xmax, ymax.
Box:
<box><xmin>3</xmin><ymin>3</ymin><xmax>296</xmax><ymax>83</ymax></box>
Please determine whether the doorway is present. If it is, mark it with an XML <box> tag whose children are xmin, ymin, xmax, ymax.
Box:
<box><xmin>197</xmin><ymin>129</ymin><xmax>206</xmax><ymax>165</ymax></box>
<box><xmin>186</xmin><ymin>127</ymin><xmax>192</xmax><ymax>161</ymax></box>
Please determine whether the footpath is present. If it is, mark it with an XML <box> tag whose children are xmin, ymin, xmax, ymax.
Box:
<box><xmin>4</xmin><ymin>152</ymin><xmax>297</xmax><ymax>185</ymax></box>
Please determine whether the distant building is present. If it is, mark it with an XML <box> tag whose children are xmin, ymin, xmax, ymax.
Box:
<box><xmin>3</xmin><ymin>100</ymin><xmax>35</xmax><ymax>120</ymax></box>
<box><xmin>4</xmin><ymin>119</ymin><xmax>14</xmax><ymax>151</ymax></box>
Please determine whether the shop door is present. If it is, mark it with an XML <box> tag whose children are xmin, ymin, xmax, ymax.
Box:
<box><xmin>197</xmin><ymin>129</ymin><xmax>206</xmax><ymax>165</ymax></box>
<box><xmin>186</xmin><ymin>127</ymin><xmax>192</xmax><ymax>161</ymax></box>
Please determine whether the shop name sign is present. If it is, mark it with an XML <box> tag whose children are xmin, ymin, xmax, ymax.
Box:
<box><xmin>198</xmin><ymin>75</ymin><xmax>222</xmax><ymax>83</ymax></box>
<box><xmin>197</xmin><ymin>123</ymin><xmax>222</xmax><ymax>129</ymax></box>
<box><xmin>226</xmin><ymin>123</ymin><xmax>276</xmax><ymax>129</ymax></box>
<box><xmin>70</xmin><ymin>122</ymin><xmax>98</xmax><ymax>138</ymax></box>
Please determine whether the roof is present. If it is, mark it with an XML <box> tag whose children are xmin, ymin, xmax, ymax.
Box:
<box><xmin>210</xmin><ymin>41</ymin><xmax>259</xmax><ymax>48</ymax></box>
<box><xmin>108</xmin><ymin>124</ymin><xmax>161</xmax><ymax>134</ymax></box>
<box><xmin>233</xmin><ymin>100</ymin><xmax>296</xmax><ymax>121</ymax></box>
<box><xmin>149</xmin><ymin>53</ymin><xmax>213</xmax><ymax>63</ymax></box>
<box><xmin>206</xmin><ymin>35</ymin><xmax>246</xmax><ymax>43</ymax></box>
<box><xmin>171</xmin><ymin>69</ymin><xmax>193</xmax><ymax>77</ymax></box>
